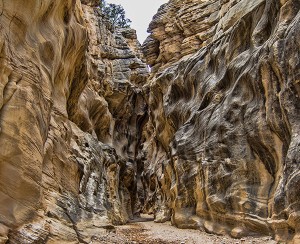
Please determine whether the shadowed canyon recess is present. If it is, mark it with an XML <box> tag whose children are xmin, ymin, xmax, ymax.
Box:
<box><xmin>0</xmin><ymin>0</ymin><xmax>299</xmax><ymax>243</ymax></box>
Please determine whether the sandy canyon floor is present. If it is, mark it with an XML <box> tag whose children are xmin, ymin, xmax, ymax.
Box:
<box><xmin>91</xmin><ymin>215</ymin><xmax>277</xmax><ymax>244</ymax></box>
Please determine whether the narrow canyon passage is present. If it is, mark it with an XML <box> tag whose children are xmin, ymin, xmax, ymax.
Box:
<box><xmin>0</xmin><ymin>0</ymin><xmax>299</xmax><ymax>243</ymax></box>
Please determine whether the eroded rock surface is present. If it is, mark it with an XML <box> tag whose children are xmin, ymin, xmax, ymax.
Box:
<box><xmin>0</xmin><ymin>0</ymin><xmax>148</xmax><ymax>242</ymax></box>
<box><xmin>0</xmin><ymin>0</ymin><xmax>299</xmax><ymax>243</ymax></box>
<box><xmin>141</xmin><ymin>0</ymin><xmax>300</xmax><ymax>243</ymax></box>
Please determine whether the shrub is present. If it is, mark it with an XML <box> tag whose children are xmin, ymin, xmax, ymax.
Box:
<box><xmin>98</xmin><ymin>0</ymin><xmax>131</xmax><ymax>28</ymax></box>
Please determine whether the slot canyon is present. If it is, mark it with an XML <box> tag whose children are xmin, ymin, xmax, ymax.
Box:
<box><xmin>0</xmin><ymin>0</ymin><xmax>299</xmax><ymax>243</ymax></box>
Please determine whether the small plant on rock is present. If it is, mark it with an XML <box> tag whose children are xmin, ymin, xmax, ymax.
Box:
<box><xmin>98</xmin><ymin>0</ymin><xmax>131</xmax><ymax>28</ymax></box>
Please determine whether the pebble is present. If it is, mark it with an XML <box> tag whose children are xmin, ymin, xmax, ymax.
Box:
<box><xmin>263</xmin><ymin>237</ymin><xmax>271</xmax><ymax>241</ymax></box>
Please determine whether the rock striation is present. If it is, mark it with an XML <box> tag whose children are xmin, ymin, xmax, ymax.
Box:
<box><xmin>0</xmin><ymin>0</ymin><xmax>148</xmax><ymax>242</ymax></box>
<box><xmin>0</xmin><ymin>0</ymin><xmax>299</xmax><ymax>243</ymax></box>
<box><xmin>141</xmin><ymin>0</ymin><xmax>300</xmax><ymax>243</ymax></box>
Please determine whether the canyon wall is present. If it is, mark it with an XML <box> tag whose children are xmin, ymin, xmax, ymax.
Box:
<box><xmin>0</xmin><ymin>0</ymin><xmax>299</xmax><ymax>243</ymax></box>
<box><xmin>0</xmin><ymin>0</ymin><xmax>148</xmax><ymax>242</ymax></box>
<box><xmin>141</xmin><ymin>0</ymin><xmax>300</xmax><ymax>242</ymax></box>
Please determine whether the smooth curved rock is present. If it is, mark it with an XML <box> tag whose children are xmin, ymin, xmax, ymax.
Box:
<box><xmin>141</xmin><ymin>0</ymin><xmax>300</xmax><ymax>243</ymax></box>
<box><xmin>0</xmin><ymin>0</ymin><xmax>148</xmax><ymax>242</ymax></box>
<box><xmin>0</xmin><ymin>0</ymin><xmax>299</xmax><ymax>243</ymax></box>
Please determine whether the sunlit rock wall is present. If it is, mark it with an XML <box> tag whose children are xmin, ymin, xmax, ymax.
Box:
<box><xmin>141</xmin><ymin>0</ymin><xmax>300</xmax><ymax>242</ymax></box>
<box><xmin>0</xmin><ymin>0</ymin><xmax>148</xmax><ymax>242</ymax></box>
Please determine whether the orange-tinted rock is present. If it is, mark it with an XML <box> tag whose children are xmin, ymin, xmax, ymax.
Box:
<box><xmin>0</xmin><ymin>0</ymin><xmax>148</xmax><ymax>242</ymax></box>
<box><xmin>0</xmin><ymin>0</ymin><xmax>299</xmax><ymax>243</ymax></box>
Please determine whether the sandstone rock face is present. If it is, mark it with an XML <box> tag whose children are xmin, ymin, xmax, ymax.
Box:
<box><xmin>0</xmin><ymin>0</ymin><xmax>299</xmax><ymax>243</ymax></box>
<box><xmin>0</xmin><ymin>0</ymin><xmax>147</xmax><ymax>242</ymax></box>
<box><xmin>141</xmin><ymin>0</ymin><xmax>300</xmax><ymax>242</ymax></box>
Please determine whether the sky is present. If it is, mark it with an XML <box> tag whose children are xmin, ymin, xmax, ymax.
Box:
<box><xmin>106</xmin><ymin>0</ymin><xmax>169</xmax><ymax>44</ymax></box>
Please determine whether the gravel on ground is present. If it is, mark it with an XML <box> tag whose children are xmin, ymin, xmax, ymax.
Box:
<box><xmin>90</xmin><ymin>215</ymin><xmax>277</xmax><ymax>244</ymax></box>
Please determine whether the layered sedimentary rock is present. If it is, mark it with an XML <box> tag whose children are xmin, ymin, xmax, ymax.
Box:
<box><xmin>0</xmin><ymin>0</ymin><xmax>299</xmax><ymax>243</ymax></box>
<box><xmin>141</xmin><ymin>0</ymin><xmax>300</xmax><ymax>243</ymax></box>
<box><xmin>0</xmin><ymin>0</ymin><xmax>147</xmax><ymax>242</ymax></box>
